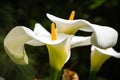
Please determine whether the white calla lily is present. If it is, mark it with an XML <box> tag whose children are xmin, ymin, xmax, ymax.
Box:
<box><xmin>4</xmin><ymin>22</ymin><xmax>93</xmax><ymax>80</ymax></box>
<box><xmin>46</xmin><ymin>13</ymin><xmax>118</xmax><ymax>49</ymax></box>
<box><xmin>89</xmin><ymin>45</ymin><xmax>120</xmax><ymax>80</ymax></box>
<box><xmin>91</xmin><ymin>46</ymin><xmax>120</xmax><ymax>58</ymax></box>
<box><xmin>4</xmin><ymin>23</ymin><xmax>72</xmax><ymax>66</ymax></box>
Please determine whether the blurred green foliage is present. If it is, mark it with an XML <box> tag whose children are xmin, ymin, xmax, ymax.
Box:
<box><xmin>0</xmin><ymin>0</ymin><xmax>120</xmax><ymax>80</ymax></box>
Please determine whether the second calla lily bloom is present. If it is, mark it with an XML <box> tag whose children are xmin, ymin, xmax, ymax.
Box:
<box><xmin>46</xmin><ymin>13</ymin><xmax>118</xmax><ymax>49</ymax></box>
<box><xmin>89</xmin><ymin>45</ymin><xmax>120</xmax><ymax>80</ymax></box>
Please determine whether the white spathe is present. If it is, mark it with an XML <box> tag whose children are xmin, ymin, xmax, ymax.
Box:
<box><xmin>46</xmin><ymin>13</ymin><xmax>118</xmax><ymax>49</ymax></box>
<box><xmin>71</xmin><ymin>36</ymin><xmax>91</xmax><ymax>48</ymax></box>
<box><xmin>4</xmin><ymin>24</ymin><xmax>72</xmax><ymax>66</ymax></box>
<box><xmin>90</xmin><ymin>45</ymin><xmax>120</xmax><ymax>72</ymax></box>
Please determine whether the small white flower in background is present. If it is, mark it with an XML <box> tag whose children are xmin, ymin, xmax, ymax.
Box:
<box><xmin>89</xmin><ymin>45</ymin><xmax>120</xmax><ymax>79</ymax></box>
<box><xmin>0</xmin><ymin>77</ymin><xmax>5</xmax><ymax>80</ymax></box>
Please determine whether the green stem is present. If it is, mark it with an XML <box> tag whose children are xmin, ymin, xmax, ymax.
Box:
<box><xmin>50</xmin><ymin>67</ymin><xmax>62</xmax><ymax>80</ymax></box>
<box><xmin>88</xmin><ymin>71</ymin><xmax>97</xmax><ymax>80</ymax></box>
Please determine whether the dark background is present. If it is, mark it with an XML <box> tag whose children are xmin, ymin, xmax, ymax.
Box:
<box><xmin>0</xmin><ymin>0</ymin><xmax>120</xmax><ymax>80</ymax></box>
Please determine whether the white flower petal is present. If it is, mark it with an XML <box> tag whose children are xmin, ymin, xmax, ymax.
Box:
<box><xmin>4</xmin><ymin>26</ymin><xmax>34</xmax><ymax>64</ymax></box>
<box><xmin>25</xmin><ymin>23</ymin><xmax>51</xmax><ymax>46</ymax></box>
<box><xmin>27</xmin><ymin>26</ymin><xmax>73</xmax><ymax>46</ymax></box>
<box><xmin>0</xmin><ymin>77</ymin><xmax>5</xmax><ymax>80</ymax></box>
<box><xmin>90</xmin><ymin>25</ymin><xmax>118</xmax><ymax>49</ymax></box>
<box><xmin>26</xmin><ymin>39</ymin><xmax>45</xmax><ymax>46</ymax></box>
<box><xmin>36</xmin><ymin>33</ymin><xmax>73</xmax><ymax>45</ymax></box>
<box><xmin>22</xmin><ymin>26</ymin><xmax>45</xmax><ymax>46</ymax></box>
<box><xmin>47</xmin><ymin>13</ymin><xmax>93</xmax><ymax>34</ymax></box>
<box><xmin>25</xmin><ymin>23</ymin><xmax>47</xmax><ymax>46</ymax></box>
<box><xmin>34</xmin><ymin>23</ymin><xmax>50</xmax><ymax>36</ymax></box>
<box><xmin>71</xmin><ymin>36</ymin><xmax>91</xmax><ymax>48</ymax></box>
<box><xmin>91</xmin><ymin>45</ymin><xmax>120</xmax><ymax>58</ymax></box>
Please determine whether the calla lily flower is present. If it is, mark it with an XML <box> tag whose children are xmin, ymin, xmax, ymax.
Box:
<box><xmin>89</xmin><ymin>45</ymin><xmax>120</xmax><ymax>80</ymax></box>
<box><xmin>4</xmin><ymin>23</ymin><xmax>71</xmax><ymax>65</ymax></box>
<box><xmin>4</xmin><ymin>23</ymin><xmax>72</xmax><ymax>80</ymax></box>
<box><xmin>4</xmin><ymin>23</ymin><xmax>92</xmax><ymax>80</ymax></box>
<box><xmin>46</xmin><ymin>13</ymin><xmax>118</xmax><ymax>49</ymax></box>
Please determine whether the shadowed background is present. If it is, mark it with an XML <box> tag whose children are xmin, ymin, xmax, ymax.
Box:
<box><xmin>0</xmin><ymin>0</ymin><xmax>120</xmax><ymax>80</ymax></box>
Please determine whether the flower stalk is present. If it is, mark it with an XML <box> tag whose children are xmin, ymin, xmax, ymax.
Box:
<box><xmin>88</xmin><ymin>71</ymin><xmax>97</xmax><ymax>80</ymax></box>
<box><xmin>50</xmin><ymin>67</ymin><xmax>62</xmax><ymax>80</ymax></box>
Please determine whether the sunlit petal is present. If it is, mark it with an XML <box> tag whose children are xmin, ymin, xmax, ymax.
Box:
<box><xmin>4</xmin><ymin>26</ymin><xmax>34</xmax><ymax>64</ymax></box>
<box><xmin>47</xmin><ymin>13</ymin><xmax>93</xmax><ymax>34</ymax></box>
<box><xmin>26</xmin><ymin>23</ymin><xmax>50</xmax><ymax>46</ymax></box>
<box><xmin>34</xmin><ymin>23</ymin><xmax>50</xmax><ymax>36</ymax></box>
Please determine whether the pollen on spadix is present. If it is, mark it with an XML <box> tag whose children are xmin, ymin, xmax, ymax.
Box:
<box><xmin>69</xmin><ymin>10</ymin><xmax>75</xmax><ymax>20</ymax></box>
<box><xmin>51</xmin><ymin>23</ymin><xmax>57</xmax><ymax>40</ymax></box>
